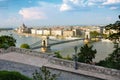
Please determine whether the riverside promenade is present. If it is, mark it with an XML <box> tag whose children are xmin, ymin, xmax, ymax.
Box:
<box><xmin>0</xmin><ymin>47</ymin><xmax>120</xmax><ymax>80</ymax></box>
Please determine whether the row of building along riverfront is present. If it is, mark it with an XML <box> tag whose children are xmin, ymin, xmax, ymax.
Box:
<box><xmin>15</xmin><ymin>23</ymin><xmax>113</xmax><ymax>37</ymax></box>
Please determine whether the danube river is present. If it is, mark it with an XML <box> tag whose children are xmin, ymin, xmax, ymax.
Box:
<box><xmin>0</xmin><ymin>30</ymin><xmax>115</xmax><ymax>62</ymax></box>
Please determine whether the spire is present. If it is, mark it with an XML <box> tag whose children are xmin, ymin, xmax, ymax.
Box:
<box><xmin>22</xmin><ymin>23</ymin><xmax>26</xmax><ymax>27</ymax></box>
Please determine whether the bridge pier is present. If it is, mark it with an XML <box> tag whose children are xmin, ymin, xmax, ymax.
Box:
<box><xmin>41</xmin><ymin>36</ymin><xmax>51</xmax><ymax>52</ymax></box>
<box><xmin>84</xmin><ymin>30</ymin><xmax>91</xmax><ymax>44</ymax></box>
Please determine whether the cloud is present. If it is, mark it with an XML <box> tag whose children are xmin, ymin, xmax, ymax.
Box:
<box><xmin>110</xmin><ymin>6</ymin><xmax>118</xmax><ymax>10</ymax></box>
<box><xmin>60</xmin><ymin>0</ymin><xmax>120</xmax><ymax>11</ymax></box>
<box><xmin>19</xmin><ymin>7</ymin><xmax>46</xmax><ymax>20</ymax></box>
<box><xmin>102</xmin><ymin>0</ymin><xmax>120</xmax><ymax>5</ymax></box>
<box><xmin>60</xmin><ymin>3</ymin><xmax>72</xmax><ymax>11</ymax></box>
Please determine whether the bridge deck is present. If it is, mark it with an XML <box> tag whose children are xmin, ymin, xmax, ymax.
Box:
<box><xmin>0</xmin><ymin>52</ymin><xmax>119</xmax><ymax>80</ymax></box>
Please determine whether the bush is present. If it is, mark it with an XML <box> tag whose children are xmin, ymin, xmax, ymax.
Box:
<box><xmin>20</xmin><ymin>43</ymin><xmax>30</xmax><ymax>49</ymax></box>
<box><xmin>0</xmin><ymin>35</ymin><xmax>16</xmax><ymax>49</ymax></box>
<box><xmin>32</xmin><ymin>66</ymin><xmax>60</xmax><ymax>80</ymax></box>
<box><xmin>63</xmin><ymin>54</ymin><xmax>72</xmax><ymax>60</ymax></box>
<box><xmin>54</xmin><ymin>51</ymin><xmax>62</xmax><ymax>58</ymax></box>
<box><xmin>0</xmin><ymin>71</ymin><xmax>32</xmax><ymax>80</ymax></box>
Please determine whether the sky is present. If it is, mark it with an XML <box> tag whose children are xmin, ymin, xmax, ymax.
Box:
<box><xmin>0</xmin><ymin>0</ymin><xmax>120</xmax><ymax>28</ymax></box>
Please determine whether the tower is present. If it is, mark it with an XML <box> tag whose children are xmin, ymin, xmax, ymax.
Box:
<box><xmin>85</xmin><ymin>30</ymin><xmax>90</xmax><ymax>39</ymax></box>
<box><xmin>41</xmin><ymin>36</ymin><xmax>50</xmax><ymax>52</ymax></box>
<box><xmin>84</xmin><ymin>29</ymin><xmax>90</xmax><ymax>44</ymax></box>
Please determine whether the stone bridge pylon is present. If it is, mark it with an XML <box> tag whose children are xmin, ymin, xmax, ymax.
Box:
<box><xmin>84</xmin><ymin>29</ymin><xmax>91</xmax><ymax>44</ymax></box>
<box><xmin>41</xmin><ymin>36</ymin><xmax>51</xmax><ymax>52</ymax></box>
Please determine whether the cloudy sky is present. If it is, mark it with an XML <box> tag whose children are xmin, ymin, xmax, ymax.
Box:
<box><xmin>0</xmin><ymin>0</ymin><xmax>120</xmax><ymax>28</ymax></box>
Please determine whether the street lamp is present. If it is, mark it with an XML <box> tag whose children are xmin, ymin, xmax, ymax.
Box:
<box><xmin>73</xmin><ymin>46</ymin><xmax>78</xmax><ymax>70</ymax></box>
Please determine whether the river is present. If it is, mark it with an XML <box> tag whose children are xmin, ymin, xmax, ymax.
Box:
<box><xmin>0</xmin><ymin>30</ymin><xmax>115</xmax><ymax>62</ymax></box>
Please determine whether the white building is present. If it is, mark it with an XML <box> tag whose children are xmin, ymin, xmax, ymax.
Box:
<box><xmin>31</xmin><ymin>29</ymin><xmax>37</xmax><ymax>34</ymax></box>
<box><xmin>51</xmin><ymin>29</ymin><xmax>63</xmax><ymax>36</ymax></box>
<box><xmin>43</xmin><ymin>29</ymin><xmax>51</xmax><ymax>36</ymax></box>
<box><xmin>36</xmin><ymin>29</ymin><xmax>43</xmax><ymax>35</ymax></box>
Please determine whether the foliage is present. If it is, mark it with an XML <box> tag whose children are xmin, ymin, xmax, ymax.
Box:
<box><xmin>54</xmin><ymin>51</ymin><xmax>63</xmax><ymax>58</ymax></box>
<box><xmin>105</xmin><ymin>15</ymin><xmax>120</xmax><ymax>40</ymax></box>
<box><xmin>32</xmin><ymin>66</ymin><xmax>59</xmax><ymax>80</ymax></box>
<box><xmin>0</xmin><ymin>70</ymin><xmax>32</xmax><ymax>80</ymax></box>
<box><xmin>20</xmin><ymin>43</ymin><xmax>30</xmax><ymax>49</ymax></box>
<box><xmin>0</xmin><ymin>35</ymin><xmax>16</xmax><ymax>49</ymax></box>
<box><xmin>90</xmin><ymin>31</ymin><xmax>100</xmax><ymax>38</ymax></box>
<box><xmin>63</xmin><ymin>54</ymin><xmax>72</xmax><ymax>60</ymax></box>
<box><xmin>77</xmin><ymin>44</ymin><xmax>97</xmax><ymax>64</ymax></box>
<box><xmin>96</xmin><ymin>48</ymin><xmax>120</xmax><ymax>70</ymax></box>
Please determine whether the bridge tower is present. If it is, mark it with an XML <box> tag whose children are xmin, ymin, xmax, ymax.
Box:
<box><xmin>84</xmin><ymin>30</ymin><xmax>90</xmax><ymax>44</ymax></box>
<box><xmin>41</xmin><ymin>36</ymin><xmax>51</xmax><ymax>52</ymax></box>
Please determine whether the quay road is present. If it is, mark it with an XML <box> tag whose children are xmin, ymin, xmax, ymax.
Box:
<box><xmin>0</xmin><ymin>51</ymin><xmax>119</xmax><ymax>80</ymax></box>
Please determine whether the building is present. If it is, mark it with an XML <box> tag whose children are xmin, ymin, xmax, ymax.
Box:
<box><xmin>36</xmin><ymin>29</ymin><xmax>43</xmax><ymax>35</ymax></box>
<box><xmin>73</xmin><ymin>29</ymin><xmax>82</xmax><ymax>36</ymax></box>
<box><xmin>31</xmin><ymin>29</ymin><xmax>37</xmax><ymax>34</ymax></box>
<box><xmin>51</xmin><ymin>28</ymin><xmax>63</xmax><ymax>36</ymax></box>
<box><xmin>63</xmin><ymin>30</ymin><xmax>74</xmax><ymax>37</ymax></box>
<box><xmin>43</xmin><ymin>28</ymin><xmax>51</xmax><ymax>36</ymax></box>
<box><xmin>16</xmin><ymin>23</ymin><xmax>31</xmax><ymax>33</ymax></box>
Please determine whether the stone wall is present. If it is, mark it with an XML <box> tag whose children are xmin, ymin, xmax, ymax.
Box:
<box><xmin>0</xmin><ymin>47</ymin><xmax>52</xmax><ymax>58</ymax></box>
<box><xmin>1</xmin><ymin>47</ymin><xmax>120</xmax><ymax>79</ymax></box>
<box><xmin>48</xmin><ymin>57</ymin><xmax>120</xmax><ymax>78</ymax></box>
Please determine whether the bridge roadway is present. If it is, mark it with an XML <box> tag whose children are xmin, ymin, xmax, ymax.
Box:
<box><xmin>0</xmin><ymin>51</ymin><xmax>119</xmax><ymax>80</ymax></box>
<box><xmin>31</xmin><ymin>38</ymin><xmax>84</xmax><ymax>49</ymax></box>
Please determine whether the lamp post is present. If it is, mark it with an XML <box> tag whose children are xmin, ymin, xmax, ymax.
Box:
<box><xmin>74</xmin><ymin>46</ymin><xmax>78</xmax><ymax>70</ymax></box>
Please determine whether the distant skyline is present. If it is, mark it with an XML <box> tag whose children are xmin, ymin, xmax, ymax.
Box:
<box><xmin>0</xmin><ymin>0</ymin><xmax>120</xmax><ymax>28</ymax></box>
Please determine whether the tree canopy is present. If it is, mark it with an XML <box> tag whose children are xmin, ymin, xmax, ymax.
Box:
<box><xmin>90</xmin><ymin>31</ymin><xmax>100</xmax><ymax>38</ymax></box>
<box><xmin>105</xmin><ymin>15</ymin><xmax>120</xmax><ymax>40</ymax></box>
<box><xmin>0</xmin><ymin>71</ymin><xmax>31</xmax><ymax>80</ymax></box>
<box><xmin>0</xmin><ymin>35</ymin><xmax>16</xmax><ymax>49</ymax></box>
<box><xmin>97</xmin><ymin>48</ymin><xmax>120</xmax><ymax>70</ymax></box>
<box><xmin>77</xmin><ymin>44</ymin><xmax>97</xmax><ymax>64</ymax></box>
<box><xmin>20</xmin><ymin>43</ymin><xmax>30</xmax><ymax>49</ymax></box>
<box><xmin>32</xmin><ymin>66</ymin><xmax>59</xmax><ymax>80</ymax></box>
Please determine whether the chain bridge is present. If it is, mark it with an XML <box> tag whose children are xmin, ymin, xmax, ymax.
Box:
<box><xmin>30</xmin><ymin>30</ymin><xmax>94</xmax><ymax>50</ymax></box>
<box><xmin>30</xmin><ymin>36</ymin><xmax>85</xmax><ymax>50</ymax></box>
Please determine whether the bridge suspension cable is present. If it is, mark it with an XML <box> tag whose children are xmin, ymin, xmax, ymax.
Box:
<box><xmin>30</xmin><ymin>40</ymin><xmax>42</xmax><ymax>48</ymax></box>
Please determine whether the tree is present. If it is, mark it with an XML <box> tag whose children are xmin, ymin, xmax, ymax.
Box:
<box><xmin>97</xmin><ymin>48</ymin><xmax>120</xmax><ymax>70</ymax></box>
<box><xmin>90</xmin><ymin>31</ymin><xmax>100</xmax><ymax>38</ymax></box>
<box><xmin>54</xmin><ymin>51</ymin><xmax>63</xmax><ymax>58</ymax></box>
<box><xmin>77</xmin><ymin>44</ymin><xmax>97</xmax><ymax>64</ymax></box>
<box><xmin>32</xmin><ymin>66</ymin><xmax>60</xmax><ymax>80</ymax></box>
<box><xmin>0</xmin><ymin>71</ymin><xmax>31</xmax><ymax>80</ymax></box>
<box><xmin>105</xmin><ymin>15</ymin><xmax>120</xmax><ymax>40</ymax></box>
<box><xmin>20</xmin><ymin>43</ymin><xmax>30</xmax><ymax>49</ymax></box>
<box><xmin>0</xmin><ymin>35</ymin><xmax>16</xmax><ymax>49</ymax></box>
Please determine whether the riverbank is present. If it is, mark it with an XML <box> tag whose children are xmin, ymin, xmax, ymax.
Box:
<box><xmin>14</xmin><ymin>31</ymin><xmax>42</xmax><ymax>38</ymax></box>
<box><xmin>14</xmin><ymin>31</ymin><xmax>82</xmax><ymax>40</ymax></box>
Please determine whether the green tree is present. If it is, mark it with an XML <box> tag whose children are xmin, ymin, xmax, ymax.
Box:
<box><xmin>105</xmin><ymin>15</ymin><xmax>120</xmax><ymax>40</ymax></box>
<box><xmin>90</xmin><ymin>31</ymin><xmax>100</xmax><ymax>38</ymax></box>
<box><xmin>77</xmin><ymin>44</ymin><xmax>97</xmax><ymax>64</ymax></box>
<box><xmin>32</xmin><ymin>66</ymin><xmax>59</xmax><ymax>80</ymax></box>
<box><xmin>54</xmin><ymin>51</ymin><xmax>62</xmax><ymax>58</ymax></box>
<box><xmin>0</xmin><ymin>71</ymin><xmax>31</xmax><ymax>80</ymax></box>
<box><xmin>97</xmin><ymin>48</ymin><xmax>120</xmax><ymax>70</ymax></box>
<box><xmin>20</xmin><ymin>43</ymin><xmax>30</xmax><ymax>49</ymax></box>
<box><xmin>0</xmin><ymin>35</ymin><xmax>16</xmax><ymax>49</ymax></box>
